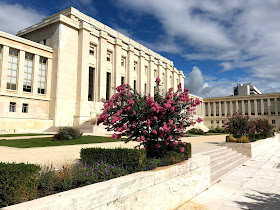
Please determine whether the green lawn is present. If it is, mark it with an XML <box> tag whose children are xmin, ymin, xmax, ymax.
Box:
<box><xmin>0</xmin><ymin>136</ymin><xmax>123</xmax><ymax>148</ymax></box>
<box><xmin>187</xmin><ymin>132</ymin><xmax>227</xmax><ymax>136</ymax></box>
<box><xmin>0</xmin><ymin>133</ymin><xmax>53</xmax><ymax>137</ymax></box>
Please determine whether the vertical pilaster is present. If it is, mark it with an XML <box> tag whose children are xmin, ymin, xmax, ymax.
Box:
<box><xmin>218</xmin><ymin>101</ymin><xmax>222</xmax><ymax>117</ymax></box>
<box><xmin>139</xmin><ymin>51</ymin><xmax>145</xmax><ymax>94</ymax></box>
<box><xmin>213</xmin><ymin>102</ymin><xmax>216</xmax><ymax>117</ymax></box>
<box><xmin>114</xmin><ymin>38</ymin><xmax>122</xmax><ymax>92</ymax></box>
<box><xmin>261</xmin><ymin>99</ymin><xmax>264</xmax><ymax>115</ymax></box>
<box><xmin>127</xmin><ymin>45</ymin><xmax>134</xmax><ymax>87</ymax></box>
<box><xmin>230</xmin><ymin>101</ymin><xmax>233</xmax><ymax>115</ymax></box>
<box><xmin>268</xmin><ymin>98</ymin><xmax>271</xmax><ymax>115</ymax></box>
<box><xmin>17</xmin><ymin>50</ymin><xmax>25</xmax><ymax>94</ymax></box>
<box><xmin>0</xmin><ymin>45</ymin><xmax>9</xmax><ymax>91</ymax></box>
<box><xmin>254</xmin><ymin>99</ymin><xmax>258</xmax><ymax>116</ymax></box>
<box><xmin>208</xmin><ymin>102</ymin><xmax>211</xmax><ymax>117</ymax></box>
<box><xmin>241</xmin><ymin>100</ymin><xmax>245</xmax><ymax>114</ymax></box>
<box><xmin>33</xmin><ymin>55</ymin><xmax>39</xmax><ymax>97</ymax></box>
<box><xmin>148</xmin><ymin>56</ymin><xmax>155</xmax><ymax>95</ymax></box>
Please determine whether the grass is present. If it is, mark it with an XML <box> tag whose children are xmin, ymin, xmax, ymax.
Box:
<box><xmin>186</xmin><ymin>132</ymin><xmax>227</xmax><ymax>136</ymax></box>
<box><xmin>0</xmin><ymin>135</ymin><xmax>123</xmax><ymax>148</ymax></box>
<box><xmin>0</xmin><ymin>133</ymin><xmax>52</xmax><ymax>137</ymax></box>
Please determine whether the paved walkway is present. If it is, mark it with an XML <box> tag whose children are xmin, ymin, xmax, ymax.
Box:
<box><xmin>177</xmin><ymin>143</ymin><xmax>280</xmax><ymax>210</ymax></box>
<box><xmin>0</xmin><ymin>134</ymin><xmax>226</xmax><ymax>168</ymax></box>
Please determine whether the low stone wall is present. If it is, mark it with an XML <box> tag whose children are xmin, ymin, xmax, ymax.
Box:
<box><xmin>4</xmin><ymin>155</ymin><xmax>210</xmax><ymax>210</ymax></box>
<box><xmin>218</xmin><ymin>134</ymin><xmax>279</xmax><ymax>158</ymax></box>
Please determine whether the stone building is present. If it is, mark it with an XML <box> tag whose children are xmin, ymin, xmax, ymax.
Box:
<box><xmin>203</xmin><ymin>93</ymin><xmax>280</xmax><ymax>131</ymax></box>
<box><xmin>0</xmin><ymin>7</ymin><xmax>188</xmax><ymax>132</ymax></box>
<box><xmin>233</xmin><ymin>83</ymin><xmax>261</xmax><ymax>96</ymax></box>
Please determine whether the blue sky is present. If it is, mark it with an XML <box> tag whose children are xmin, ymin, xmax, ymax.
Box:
<box><xmin>1</xmin><ymin>0</ymin><xmax>280</xmax><ymax>97</ymax></box>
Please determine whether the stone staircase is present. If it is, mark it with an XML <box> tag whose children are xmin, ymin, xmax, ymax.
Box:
<box><xmin>198</xmin><ymin>146</ymin><xmax>249</xmax><ymax>184</ymax></box>
<box><xmin>78</xmin><ymin>117</ymin><xmax>99</xmax><ymax>133</ymax></box>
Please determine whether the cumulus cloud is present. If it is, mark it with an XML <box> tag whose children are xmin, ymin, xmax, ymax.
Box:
<box><xmin>0</xmin><ymin>3</ymin><xmax>46</xmax><ymax>35</ymax></box>
<box><xmin>114</xmin><ymin>0</ymin><xmax>280</xmax><ymax>96</ymax></box>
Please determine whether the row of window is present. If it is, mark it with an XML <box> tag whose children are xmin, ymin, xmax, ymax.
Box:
<box><xmin>0</xmin><ymin>46</ymin><xmax>47</xmax><ymax>94</ymax></box>
<box><xmin>205</xmin><ymin>98</ymin><xmax>280</xmax><ymax>117</ymax></box>
<box><xmin>9</xmin><ymin>102</ymin><xmax>28</xmax><ymax>113</ymax></box>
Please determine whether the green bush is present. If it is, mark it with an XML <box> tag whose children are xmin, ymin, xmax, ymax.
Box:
<box><xmin>38</xmin><ymin>165</ymin><xmax>56</xmax><ymax>196</ymax></box>
<box><xmin>52</xmin><ymin>127</ymin><xmax>83</xmax><ymax>140</ymax></box>
<box><xmin>208</xmin><ymin>126</ymin><xmax>227</xmax><ymax>133</ymax></box>
<box><xmin>54</xmin><ymin>164</ymin><xmax>73</xmax><ymax>192</ymax></box>
<box><xmin>237</xmin><ymin>135</ymin><xmax>250</xmax><ymax>143</ymax></box>
<box><xmin>80</xmin><ymin>148</ymin><xmax>146</xmax><ymax>173</ymax></box>
<box><xmin>188</xmin><ymin>128</ymin><xmax>205</xmax><ymax>135</ymax></box>
<box><xmin>0</xmin><ymin>162</ymin><xmax>40</xmax><ymax>207</ymax></box>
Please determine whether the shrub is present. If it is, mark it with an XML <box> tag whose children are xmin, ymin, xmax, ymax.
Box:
<box><xmin>188</xmin><ymin>128</ymin><xmax>205</xmax><ymax>135</ymax></box>
<box><xmin>226</xmin><ymin>135</ymin><xmax>237</xmax><ymax>142</ymax></box>
<box><xmin>237</xmin><ymin>135</ymin><xmax>250</xmax><ymax>143</ymax></box>
<box><xmin>80</xmin><ymin>148</ymin><xmax>146</xmax><ymax>173</ymax></box>
<box><xmin>208</xmin><ymin>126</ymin><xmax>227</xmax><ymax>133</ymax></box>
<box><xmin>97</xmin><ymin>78</ymin><xmax>201</xmax><ymax>158</ymax></box>
<box><xmin>253</xmin><ymin>119</ymin><xmax>273</xmax><ymax>135</ymax></box>
<box><xmin>0</xmin><ymin>162</ymin><xmax>40</xmax><ymax>207</ymax></box>
<box><xmin>38</xmin><ymin>165</ymin><xmax>56</xmax><ymax>196</ymax></box>
<box><xmin>225</xmin><ymin>112</ymin><xmax>251</xmax><ymax>137</ymax></box>
<box><xmin>52</xmin><ymin>127</ymin><xmax>83</xmax><ymax>140</ymax></box>
<box><xmin>54</xmin><ymin>164</ymin><xmax>73</xmax><ymax>191</ymax></box>
<box><xmin>72</xmin><ymin>161</ymin><xmax>128</xmax><ymax>186</ymax></box>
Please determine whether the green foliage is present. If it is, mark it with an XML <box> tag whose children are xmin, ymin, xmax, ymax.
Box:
<box><xmin>54</xmin><ymin>165</ymin><xmax>73</xmax><ymax>192</ymax></box>
<box><xmin>52</xmin><ymin>127</ymin><xmax>83</xmax><ymax>141</ymax></box>
<box><xmin>237</xmin><ymin>135</ymin><xmax>250</xmax><ymax>143</ymax></box>
<box><xmin>208</xmin><ymin>126</ymin><xmax>227</xmax><ymax>133</ymax></box>
<box><xmin>188</xmin><ymin>128</ymin><xmax>205</xmax><ymax>135</ymax></box>
<box><xmin>225</xmin><ymin>112</ymin><xmax>252</xmax><ymax>137</ymax></box>
<box><xmin>0</xmin><ymin>162</ymin><xmax>40</xmax><ymax>208</ymax></box>
<box><xmin>80</xmin><ymin>148</ymin><xmax>147</xmax><ymax>173</ymax></box>
<box><xmin>38</xmin><ymin>165</ymin><xmax>56</xmax><ymax>196</ymax></box>
<box><xmin>226</xmin><ymin>135</ymin><xmax>237</xmax><ymax>142</ymax></box>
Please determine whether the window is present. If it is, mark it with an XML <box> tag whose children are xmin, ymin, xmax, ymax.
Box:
<box><xmin>89</xmin><ymin>49</ymin><xmax>94</xmax><ymax>56</ymax></box>
<box><xmin>227</xmin><ymin>101</ymin><xmax>230</xmax><ymax>115</ymax></box>
<box><xmin>257</xmin><ymin>99</ymin><xmax>261</xmax><ymax>115</ymax></box>
<box><xmin>22</xmin><ymin>103</ymin><xmax>28</xmax><ymax>113</ymax></box>
<box><xmin>272</xmin><ymin>120</ymin><xmax>276</xmax><ymax>125</ymax></box>
<box><xmin>121</xmin><ymin>58</ymin><xmax>125</xmax><ymax>67</ymax></box>
<box><xmin>154</xmin><ymin>69</ymin><xmax>157</xmax><ymax>78</ymax></box>
<box><xmin>145</xmin><ymin>66</ymin><xmax>148</xmax><ymax>75</ymax></box>
<box><xmin>216</xmin><ymin>102</ymin><xmax>219</xmax><ymax>116</ymax></box>
<box><xmin>278</xmin><ymin>98</ymin><xmax>280</xmax><ymax>115</ymax></box>
<box><xmin>23</xmin><ymin>53</ymin><xmax>34</xmax><ymax>92</ymax></box>
<box><xmin>107</xmin><ymin>53</ymin><xmax>111</xmax><ymax>62</ymax></box>
<box><xmin>205</xmin><ymin>102</ymin><xmax>209</xmax><ymax>116</ymax></box>
<box><xmin>216</xmin><ymin>120</ymin><xmax>219</xmax><ymax>124</ymax></box>
<box><xmin>121</xmin><ymin>76</ymin><xmax>125</xmax><ymax>85</ymax></box>
<box><xmin>271</xmin><ymin>99</ymin><xmax>275</xmax><ymax>115</ymax></box>
<box><xmin>43</xmin><ymin>39</ymin><xmax>46</xmax><ymax>45</ymax></box>
<box><xmin>263</xmin><ymin>99</ymin><xmax>268</xmax><ymax>115</ymax></box>
<box><xmin>9</xmin><ymin>102</ymin><xmax>16</xmax><ymax>112</ymax></box>
<box><xmin>38</xmin><ymin>57</ymin><xmax>47</xmax><ymax>94</ymax></box>
<box><xmin>250</xmin><ymin>100</ymin><xmax>255</xmax><ymax>115</ymax></box>
<box><xmin>88</xmin><ymin>67</ymin><xmax>95</xmax><ymax>101</ymax></box>
<box><xmin>106</xmin><ymin>72</ymin><xmax>111</xmax><ymax>101</ymax></box>
<box><xmin>221</xmin><ymin>102</ymin><xmax>225</xmax><ymax>116</ymax></box>
<box><xmin>238</xmin><ymin>100</ymin><xmax>242</xmax><ymax>112</ymax></box>
<box><xmin>244</xmin><ymin>100</ymin><xmax>248</xmax><ymax>115</ymax></box>
<box><xmin>144</xmin><ymin>83</ymin><xmax>147</xmax><ymax>95</ymax></box>
<box><xmin>210</xmin><ymin>102</ymin><xmax>214</xmax><ymax>116</ymax></box>
<box><xmin>134</xmin><ymin>80</ymin><xmax>136</xmax><ymax>90</ymax></box>
<box><xmin>7</xmin><ymin>48</ymin><xmax>19</xmax><ymax>90</ymax></box>
<box><xmin>232</xmin><ymin>101</ymin><xmax>236</xmax><ymax>113</ymax></box>
<box><xmin>134</xmin><ymin>62</ymin><xmax>137</xmax><ymax>71</ymax></box>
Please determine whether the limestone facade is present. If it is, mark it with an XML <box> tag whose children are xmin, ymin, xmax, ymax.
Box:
<box><xmin>0</xmin><ymin>7</ymin><xmax>186</xmax><ymax>131</ymax></box>
<box><xmin>203</xmin><ymin>93</ymin><xmax>280</xmax><ymax>131</ymax></box>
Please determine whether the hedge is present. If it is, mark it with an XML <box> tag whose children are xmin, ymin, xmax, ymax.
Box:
<box><xmin>80</xmin><ymin>148</ymin><xmax>147</xmax><ymax>173</ymax></box>
<box><xmin>0</xmin><ymin>162</ymin><xmax>40</xmax><ymax>207</ymax></box>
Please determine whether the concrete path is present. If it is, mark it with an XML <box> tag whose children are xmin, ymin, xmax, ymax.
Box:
<box><xmin>0</xmin><ymin>134</ymin><xmax>226</xmax><ymax>168</ymax></box>
<box><xmin>177</xmin><ymin>143</ymin><xmax>280</xmax><ymax>210</ymax></box>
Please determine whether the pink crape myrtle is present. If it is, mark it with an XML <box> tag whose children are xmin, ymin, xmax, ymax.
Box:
<box><xmin>97</xmin><ymin>77</ymin><xmax>203</xmax><ymax>155</ymax></box>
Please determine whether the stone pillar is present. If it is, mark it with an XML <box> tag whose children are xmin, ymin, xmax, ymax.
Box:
<box><xmin>254</xmin><ymin>99</ymin><xmax>258</xmax><ymax>116</ymax></box>
<box><xmin>114</xmin><ymin>38</ymin><xmax>122</xmax><ymax>93</ymax></box>
<box><xmin>230</xmin><ymin>101</ymin><xmax>233</xmax><ymax>116</ymax></box>
<box><xmin>219</xmin><ymin>101</ymin><xmax>222</xmax><ymax>117</ymax></box>
<box><xmin>17</xmin><ymin>50</ymin><xmax>25</xmax><ymax>94</ymax></box>
<box><xmin>213</xmin><ymin>102</ymin><xmax>217</xmax><ymax>117</ymax></box>
<box><xmin>208</xmin><ymin>102</ymin><xmax>211</xmax><ymax>117</ymax></box>
<box><xmin>139</xmin><ymin>51</ymin><xmax>145</xmax><ymax>94</ymax></box>
<box><xmin>261</xmin><ymin>99</ymin><xmax>264</xmax><ymax>115</ymax></box>
<box><xmin>32</xmin><ymin>55</ymin><xmax>39</xmax><ymax>97</ymax></box>
<box><xmin>0</xmin><ymin>45</ymin><xmax>9</xmax><ymax>91</ymax></box>
<box><xmin>127</xmin><ymin>45</ymin><xmax>134</xmax><ymax>87</ymax></box>
<box><xmin>148</xmin><ymin>56</ymin><xmax>155</xmax><ymax>95</ymax></box>
<box><xmin>97</xmin><ymin>30</ymin><xmax>108</xmax><ymax>101</ymax></box>
<box><xmin>268</xmin><ymin>98</ymin><xmax>271</xmax><ymax>115</ymax></box>
<box><xmin>241</xmin><ymin>100</ymin><xmax>245</xmax><ymax>114</ymax></box>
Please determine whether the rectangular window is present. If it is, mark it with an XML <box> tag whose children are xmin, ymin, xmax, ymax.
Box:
<box><xmin>88</xmin><ymin>67</ymin><xmax>95</xmax><ymax>101</ymax></box>
<box><xmin>216</xmin><ymin>120</ymin><xmax>219</xmax><ymax>124</ymax></box>
<box><xmin>270</xmin><ymin>99</ymin><xmax>275</xmax><ymax>115</ymax></box>
<box><xmin>210</xmin><ymin>102</ymin><xmax>214</xmax><ymax>116</ymax></box>
<box><xmin>0</xmin><ymin>45</ymin><xmax>2</xmax><ymax>70</ymax></box>
<box><xmin>250</xmin><ymin>100</ymin><xmax>255</xmax><ymax>115</ymax></box>
<box><xmin>107</xmin><ymin>53</ymin><xmax>111</xmax><ymax>62</ymax></box>
<box><xmin>121</xmin><ymin>57</ymin><xmax>125</xmax><ymax>67</ymax></box>
<box><xmin>134</xmin><ymin>62</ymin><xmax>137</xmax><ymax>71</ymax></box>
<box><xmin>23</xmin><ymin>53</ymin><xmax>34</xmax><ymax>92</ymax></box>
<box><xmin>134</xmin><ymin>80</ymin><xmax>136</xmax><ymax>90</ymax></box>
<box><xmin>264</xmin><ymin>99</ymin><xmax>268</xmax><ymax>115</ymax></box>
<box><xmin>244</xmin><ymin>100</ymin><xmax>248</xmax><ymax>115</ymax></box>
<box><xmin>216</xmin><ymin>102</ymin><xmax>219</xmax><ymax>116</ymax></box>
<box><xmin>38</xmin><ymin>57</ymin><xmax>47</xmax><ymax>94</ymax></box>
<box><xmin>121</xmin><ymin>76</ymin><xmax>125</xmax><ymax>85</ymax></box>
<box><xmin>144</xmin><ymin>83</ymin><xmax>147</xmax><ymax>95</ymax></box>
<box><xmin>257</xmin><ymin>99</ymin><xmax>261</xmax><ymax>115</ymax></box>
<box><xmin>145</xmin><ymin>66</ymin><xmax>148</xmax><ymax>75</ymax></box>
<box><xmin>278</xmin><ymin>98</ymin><xmax>280</xmax><ymax>114</ymax></box>
<box><xmin>106</xmin><ymin>72</ymin><xmax>111</xmax><ymax>101</ymax></box>
<box><xmin>9</xmin><ymin>102</ymin><xmax>16</xmax><ymax>112</ymax></box>
<box><xmin>232</xmin><ymin>101</ymin><xmax>236</xmax><ymax>113</ymax></box>
<box><xmin>238</xmin><ymin>100</ymin><xmax>242</xmax><ymax>113</ymax></box>
<box><xmin>227</xmin><ymin>101</ymin><xmax>230</xmax><ymax>115</ymax></box>
<box><xmin>7</xmin><ymin>48</ymin><xmax>19</xmax><ymax>90</ymax></box>
<box><xmin>272</xmin><ymin>119</ymin><xmax>276</xmax><ymax>125</ymax></box>
<box><xmin>205</xmin><ymin>102</ymin><xmax>209</xmax><ymax>116</ymax></box>
<box><xmin>22</xmin><ymin>103</ymin><xmax>28</xmax><ymax>113</ymax></box>
<box><xmin>89</xmin><ymin>49</ymin><xmax>94</xmax><ymax>56</ymax></box>
<box><xmin>221</xmin><ymin>102</ymin><xmax>225</xmax><ymax>116</ymax></box>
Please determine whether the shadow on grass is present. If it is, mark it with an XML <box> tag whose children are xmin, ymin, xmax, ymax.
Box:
<box><xmin>234</xmin><ymin>190</ymin><xmax>280</xmax><ymax>209</ymax></box>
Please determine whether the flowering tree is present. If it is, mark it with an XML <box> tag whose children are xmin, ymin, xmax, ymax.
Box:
<box><xmin>97</xmin><ymin>78</ymin><xmax>202</xmax><ymax>157</ymax></box>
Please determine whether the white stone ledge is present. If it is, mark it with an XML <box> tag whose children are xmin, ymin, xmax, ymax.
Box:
<box><xmin>3</xmin><ymin>155</ymin><xmax>210</xmax><ymax>210</ymax></box>
<box><xmin>218</xmin><ymin>134</ymin><xmax>279</xmax><ymax>158</ymax></box>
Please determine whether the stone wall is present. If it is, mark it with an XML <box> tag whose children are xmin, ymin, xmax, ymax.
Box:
<box><xmin>4</xmin><ymin>155</ymin><xmax>210</xmax><ymax>210</ymax></box>
<box><xmin>218</xmin><ymin>134</ymin><xmax>279</xmax><ymax>158</ymax></box>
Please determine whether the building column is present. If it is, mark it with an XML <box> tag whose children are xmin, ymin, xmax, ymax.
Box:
<box><xmin>208</xmin><ymin>102</ymin><xmax>211</xmax><ymax>117</ymax></box>
<box><xmin>148</xmin><ymin>56</ymin><xmax>155</xmax><ymax>95</ymax></box>
<box><xmin>219</xmin><ymin>101</ymin><xmax>222</xmax><ymax>117</ymax></box>
<box><xmin>127</xmin><ymin>45</ymin><xmax>134</xmax><ymax>87</ymax></box>
<box><xmin>254</xmin><ymin>99</ymin><xmax>258</xmax><ymax>116</ymax></box>
<box><xmin>32</xmin><ymin>55</ymin><xmax>39</xmax><ymax>97</ymax></box>
<box><xmin>230</xmin><ymin>101</ymin><xmax>233</xmax><ymax>115</ymax></box>
<box><xmin>46</xmin><ymin>58</ymin><xmax>52</xmax><ymax>98</ymax></box>
<box><xmin>97</xmin><ymin>30</ymin><xmax>108</xmax><ymax>101</ymax></box>
<box><xmin>241</xmin><ymin>100</ymin><xmax>245</xmax><ymax>114</ymax></box>
<box><xmin>114</xmin><ymin>38</ymin><xmax>122</xmax><ymax>93</ymax></box>
<box><xmin>268</xmin><ymin>98</ymin><xmax>271</xmax><ymax>115</ymax></box>
<box><xmin>261</xmin><ymin>99</ymin><xmax>264</xmax><ymax>115</ymax></box>
<box><xmin>0</xmin><ymin>45</ymin><xmax>9</xmax><ymax>91</ymax></box>
<box><xmin>139</xmin><ymin>51</ymin><xmax>145</xmax><ymax>94</ymax></box>
<box><xmin>213</xmin><ymin>102</ymin><xmax>217</xmax><ymax>117</ymax></box>
<box><xmin>17</xmin><ymin>50</ymin><xmax>25</xmax><ymax>94</ymax></box>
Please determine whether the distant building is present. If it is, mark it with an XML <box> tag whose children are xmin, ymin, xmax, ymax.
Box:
<box><xmin>233</xmin><ymin>83</ymin><xmax>261</xmax><ymax>96</ymax></box>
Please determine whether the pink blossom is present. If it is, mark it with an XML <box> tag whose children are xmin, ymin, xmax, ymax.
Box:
<box><xmin>123</xmin><ymin>124</ymin><xmax>127</xmax><ymax>129</ymax></box>
<box><xmin>156</xmin><ymin>143</ymin><xmax>161</xmax><ymax>148</ymax></box>
<box><xmin>140</xmin><ymin>136</ymin><xmax>145</xmax><ymax>141</ymax></box>
<box><xmin>163</xmin><ymin>122</ymin><xmax>171</xmax><ymax>132</ymax></box>
<box><xmin>152</xmin><ymin>130</ymin><xmax>157</xmax><ymax>135</ymax></box>
<box><xmin>153</xmin><ymin>116</ymin><xmax>158</xmax><ymax>121</ymax></box>
<box><xmin>173</xmin><ymin>141</ymin><xmax>178</xmax><ymax>146</ymax></box>
<box><xmin>147</xmin><ymin>119</ymin><xmax>152</xmax><ymax>125</ymax></box>
<box><xmin>132</xmin><ymin>124</ymin><xmax>136</xmax><ymax>129</ymax></box>
<box><xmin>180</xmin><ymin>147</ymin><xmax>185</xmax><ymax>153</ymax></box>
<box><xmin>111</xmin><ymin>133</ymin><xmax>119</xmax><ymax>140</ymax></box>
<box><xmin>155</xmin><ymin>77</ymin><xmax>161</xmax><ymax>84</ymax></box>
<box><xmin>165</xmin><ymin>142</ymin><xmax>169</xmax><ymax>146</ymax></box>
<box><xmin>133</xmin><ymin>111</ymin><xmax>136</xmax><ymax>115</ymax></box>
<box><xmin>127</xmin><ymin>99</ymin><xmax>135</xmax><ymax>106</ymax></box>
<box><xmin>146</xmin><ymin>97</ymin><xmax>154</xmax><ymax>106</ymax></box>
<box><xmin>197</xmin><ymin>117</ymin><xmax>203</xmax><ymax>123</ymax></box>
<box><xmin>178</xmin><ymin>83</ymin><xmax>182</xmax><ymax>91</ymax></box>
<box><xmin>111</xmin><ymin>116</ymin><xmax>119</xmax><ymax>124</ymax></box>
<box><xmin>169</xmin><ymin>119</ymin><xmax>173</xmax><ymax>125</ymax></box>
<box><xmin>170</xmin><ymin>106</ymin><xmax>175</xmax><ymax>112</ymax></box>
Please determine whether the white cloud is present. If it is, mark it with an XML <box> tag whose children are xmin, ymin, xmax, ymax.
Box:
<box><xmin>114</xmin><ymin>0</ymin><xmax>280</xmax><ymax>96</ymax></box>
<box><xmin>0</xmin><ymin>3</ymin><xmax>46</xmax><ymax>35</ymax></box>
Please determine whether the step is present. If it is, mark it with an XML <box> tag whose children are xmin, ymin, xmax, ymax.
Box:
<box><xmin>211</xmin><ymin>150</ymin><xmax>238</xmax><ymax>165</ymax></box>
<box><xmin>211</xmin><ymin>156</ymin><xmax>249</xmax><ymax>183</ymax></box>
<box><xmin>209</xmin><ymin>148</ymin><xmax>234</xmax><ymax>160</ymax></box>
<box><xmin>211</xmin><ymin>152</ymin><xmax>243</xmax><ymax>173</ymax></box>
<box><xmin>196</xmin><ymin>146</ymin><xmax>228</xmax><ymax>156</ymax></box>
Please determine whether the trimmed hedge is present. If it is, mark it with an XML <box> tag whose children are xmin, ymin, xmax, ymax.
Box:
<box><xmin>80</xmin><ymin>148</ymin><xmax>147</xmax><ymax>173</ymax></box>
<box><xmin>0</xmin><ymin>162</ymin><xmax>40</xmax><ymax>207</ymax></box>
